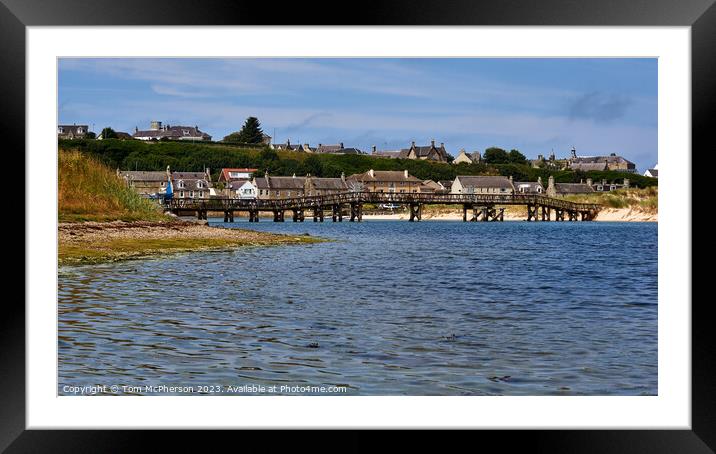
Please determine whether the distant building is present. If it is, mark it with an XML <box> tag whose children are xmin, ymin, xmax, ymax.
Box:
<box><xmin>590</xmin><ymin>178</ymin><xmax>630</xmax><ymax>192</ymax></box>
<box><xmin>347</xmin><ymin>169</ymin><xmax>422</xmax><ymax>193</ymax></box>
<box><xmin>98</xmin><ymin>130</ymin><xmax>132</xmax><ymax>140</ymax></box>
<box><xmin>515</xmin><ymin>177</ymin><xmax>545</xmax><ymax>194</ymax></box>
<box><xmin>58</xmin><ymin>124</ymin><xmax>89</xmax><ymax>140</ymax></box>
<box><xmin>304</xmin><ymin>174</ymin><xmax>349</xmax><ymax>196</ymax></box>
<box><xmin>451</xmin><ymin>175</ymin><xmax>515</xmax><ymax>195</ymax></box>
<box><xmin>644</xmin><ymin>164</ymin><xmax>658</xmax><ymax>178</ymax></box>
<box><xmin>568</xmin><ymin>148</ymin><xmax>636</xmax><ymax>173</ymax></box>
<box><xmin>314</xmin><ymin>143</ymin><xmax>363</xmax><ymax>155</ymax></box>
<box><xmin>227</xmin><ymin>180</ymin><xmax>257</xmax><ymax>199</ymax></box>
<box><xmin>453</xmin><ymin>149</ymin><xmax>481</xmax><ymax>165</ymax></box>
<box><xmin>399</xmin><ymin>140</ymin><xmax>450</xmax><ymax>163</ymax></box>
<box><xmin>370</xmin><ymin>146</ymin><xmax>402</xmax><ymax>159</ymax></box>
<box><xmin>262</xmin><ymin>133</ymin><xmax>272</xmax><ymax>145</ymax></box>
<box><xmin>437</xmin><ymin>180</ymin><xmax>453</xmax><ymax>193</ymax></box>
<box><xmin>118</xmin><ymin>170</ymin><xmax>169</xmax><ymax>196</ymax></box>
<box><xmin>420</xmin><ymin>180</ymin><xmax>442</xmax><ymax>193</ymax></box>
<box><xmin>133</xmin><ymin>121</ymin><xmax>211</xmax><ymax>141</ymax></box>
<box><xmin>546</xmin><ymin>175</ymin><xmax>594</xmax><ymax>197</ymax></box>
<box><xmin>272</xmin><ymin>139</ymin><xmax>301</xmax><ymax>151</ymax></box>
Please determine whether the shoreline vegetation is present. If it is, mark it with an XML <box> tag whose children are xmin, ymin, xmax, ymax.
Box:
<box><xmin>58</xmin><ymin>150</ymin><xmax>322</xmax><ymax>266</ymax></box>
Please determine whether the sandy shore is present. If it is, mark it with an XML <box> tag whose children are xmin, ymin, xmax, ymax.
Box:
<box><xmin>362</xmin><ymin>208</ymin><xmax>656</xmax><ymax>222</ymax></box>
<box><xmin>58</xmin><ymin>220</ymin><xmax>321</xmax><ymax>265</ymax></box>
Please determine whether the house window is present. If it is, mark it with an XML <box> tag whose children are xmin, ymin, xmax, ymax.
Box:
<box><xmin>179</xmin><ymin>191</ymin><xmax>184</xmax><ymax>198</ymax></box>
<box><xmin>178</xmin><ymin>180</ymin><xmax>185</xmax><ymax>189</ymax></box>
<box><xmin>596</xmin><ymin>185</ymin><xmax>603</xmax><ymax>191</ymax></box>
<box><xmin>275</xmin><ymin>191</ymin><xmax>280</xmax><ymax>196</ymax></box>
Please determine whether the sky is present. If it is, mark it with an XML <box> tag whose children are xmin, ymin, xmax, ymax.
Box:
<box><xmin>58</xmin><ymin>58</ymin><xmax>658</xmax><ymax>171</ymax></box>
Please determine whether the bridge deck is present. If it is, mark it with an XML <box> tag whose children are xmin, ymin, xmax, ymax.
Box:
<box><xmin>166</xmin><ymin>192</ymin><xmax>600</xmax><ymax>214</ymax></box>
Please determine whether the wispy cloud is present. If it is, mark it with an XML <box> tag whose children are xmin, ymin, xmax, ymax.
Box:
<box><xmin>568</xmin><ymin>91</ymin><xmax>632</xmax><ymax>123</ymax></box>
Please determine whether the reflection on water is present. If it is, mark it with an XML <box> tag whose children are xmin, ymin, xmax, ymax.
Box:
<box><xmin>59</xmin><ymin>221</ymin><xmax>657</xmax><ymax>395</ymax></box>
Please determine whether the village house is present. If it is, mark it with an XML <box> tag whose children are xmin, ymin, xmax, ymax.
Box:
<box><xmin>58</xmin><ymin>124</ymin><xmax>89</xmax><ymax>140</ymax></box>
<box><xmin>567</xmin><ymin>148</ymin><xmax>636</xmax><ymax>173</ymax></box>
<box><xmin>304</xmin><ymin>174</ymin><xmax>350</xmax><ymax>196</ymax></box>
<box><xmin>98</xmin><ymin>131</ymin><xmax>132</xmax><ymax>140</ymax></box>
<box><xmin>347</xmin><ymin>169</ymin><xmax>423</xmax><ymax>193</ymax></box>
<box><xmin>272</xmin><ymin>139</ymin><xmax>301</xmax><ymax>151</ymax></box>
<box><xmin>590</xmin><ymin>178</ymin><xmax>630</xmax><ymax>192</ymax></box>
<box><xmin>545</xmin><ymin>175</ymin><xmax>594</xmax><ymax>197</ymax></box>
<box><xmin>369</xmin><ymin>146</ymin><xmax>402</xmax><ymax>159</ymax></box>
<box><xmin>314</xmin><ymin>143</ymin><xmax>363</xmax><ymax>155</ymax></box>
<box><xmin>172</xmin><ymin>170</ymin><xmax>215</xmax><ymax>199</ymax></box>
<box><xmin>398</xmin><ymin>140</ymin><xmax>451</xmax><ymax>163</ymax></box>
<box><xmin>451</xmin><ymin>175</ymin><xmax>515</xmax><ymax>195</ymax></box>
<box><xmin>262</xmin><ymin>133</ymin><xmax>272</xmax><ymax>145</ymax></box>
<box><xmin>226</xmin><ymin>180</ymin><xmax>258</xmax><ymax>199</ymax></box>
<box><xmin>118</xmin><ymin>170</ymin><xmax>169</xmax><ymax>196</ymax></box>
<box><xmin>530</xmin><ymin>152</ymin><xmax>569</xmax><ymax>170</ymax></box>
<box><xmin>253</xmin><ymin>172</ymin><xmax>307</xmax><ymax>199</ymax></box>
<box><xmin>133</xmin><ymin>121</ymin><xmax>212</xmax><ymax>141</ymax></box>
<box><xmin>453</xmin><ymin>149</ymin><xmax>481</xmax><ymax>165</ymax></box>
<box><xmin>644</xmin><ymin>164</ymin><xmax>658</xmax><ymax>178</ymax></box>
<box><xmin>514</xmin><ymin>177</ymin><xmax>545</xmax><ymax>194</ymax></box>
<box><xmin>420</xmin><ymin>180</ymin><xmax>442</xmax><ymax>193</ymax></box>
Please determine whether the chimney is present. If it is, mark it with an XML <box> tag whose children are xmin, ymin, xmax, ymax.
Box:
<box><xmin>318</xmin><ymin>143</ymin><xmax>322</xmax><ymax>148</ymax></box>
<box><xmin>548</xmin><ymin>175</ymin><xmax>555</xmax><ymax>189</ymax></box>
<box><xmin>538</xmin><ymin>176</ymin><xmax>542</xmax><ymax>186</ymax></box>
<box><xmin>509</xmin><ymin>175</ymin><xmax>513</xmax><ymax>182</ymax></box>
<box><xmin>623</xmin><ymin>178</ymin><xmax>630</xmax><ymax>188</ymax></box>
<box><xmin>341</xmin><ymin>172</ymin><xmax>345</xmax><ymax>181</ymax></box>
<box><xmin>587</xmin><ymin>178</ymin><xmax>593</xmax><ymax>187</ymax></box>
<box><xmin>340</xmin><ymin>142</ymin><xmax>344</xmax><ymax>149</ymax></box>
<box><xmin>205</xmin><ymin>168</ymin><xmax>211</xmax><ymax>180</ymax></box>
<box><xmin>411</xmin><ymin>141</ymin><xmax>416</xmax><ymax>148</ymax></box>
<box><xmin>369</xmin><ymin>169</ymin><xmax>374</xmax><ymax>178</ymax></box>
<box><xmin>440</xmin><ymin>142</ymin><xmax>444</xmax><ymax>149</ymax></box>
<box><xmin>372</xmin><ymin>145</ymin><xmax>377</xmax><ymax>153</ymax></box>
<box><xmin>404</xmin><ymin>170</ymin><xmax>409</xmax><ymax>179</ymax></box>
<box><xmin>135</xmin><ymin>126</ymin><xmax>138</xmax><ymax>133</ymax></box>
<box><xmin>431</xmin><ymin>139</ymin><xmax>435</xmax><ymax>147</ymax></box>
<box><xmin>602</xmin><ymin>179</ymin><xmax>607</xmax><ymax>185</ymax></box>
<box><xmin>287</xmin><ymin>138</ymin><xmax>291</xmax><ymax>146</ymax></box>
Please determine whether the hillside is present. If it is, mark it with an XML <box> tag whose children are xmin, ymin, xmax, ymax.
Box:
<box><xmin>59</xmin><ymin>139</ymin><xmax>658</xmax><ymax>189</ymax></box>
<box><xmin>58</xmin><ymin>149</ymin><xmax>166</xmax><ymax>222</ymax></box>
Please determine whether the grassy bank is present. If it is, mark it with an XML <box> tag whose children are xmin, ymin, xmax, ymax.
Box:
<box><xmin>561</xmin><ymin>187</ymin><xmax>658</xmax><ymax>213</ymax></box>
<box><xmin>58</xmin><ymin>150</ymin><xmax>325</xmax><ymax>265</ymax></box>
<box><xmin>59</xmin><ymin>149</ymin><xmax>166</xmax><ymax>222</ymax></box>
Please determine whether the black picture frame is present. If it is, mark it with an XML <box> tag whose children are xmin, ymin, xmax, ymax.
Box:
<box><xmin>5</xmin><ymin>0</ymin><xmax>711</xmax><ymax>450</ymax></box>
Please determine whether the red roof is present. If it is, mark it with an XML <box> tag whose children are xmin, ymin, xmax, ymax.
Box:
<box><xmin>220</xmin><ymin>168</ymin><xmax>259</xmax><ymax>181</ymax></box>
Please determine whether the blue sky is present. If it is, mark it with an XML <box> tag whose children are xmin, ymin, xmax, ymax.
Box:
<box><xmin>58</xmin><ymin>58</ymin><xmax>657</xmax><ymax>171</ymax></box>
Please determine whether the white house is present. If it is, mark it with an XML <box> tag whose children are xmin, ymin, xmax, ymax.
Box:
<box><xmin>231</xmin><ymin>180</ymin><xmax>257</xmax><ymax>199</ymax></box>
<box><xmin>451</xmin><ymin>175</ymin><xmax>515</xmax><ymax>195</ymax></box>
<box><xmin>644</xmin><ymin>164</ymin><xmax>658</xmax><ymax>178</ymax></box>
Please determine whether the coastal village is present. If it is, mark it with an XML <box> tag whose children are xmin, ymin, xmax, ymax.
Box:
<box><xmin>59</xmin><ymin>119</ymin><xmax>652</xmax><ymax>204</ymax></box>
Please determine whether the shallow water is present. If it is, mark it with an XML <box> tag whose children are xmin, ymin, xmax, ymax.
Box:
<box><xmin>58</xmin><ymin>220</ymin><xmax>657</xmax><ymax>395</ymax></box>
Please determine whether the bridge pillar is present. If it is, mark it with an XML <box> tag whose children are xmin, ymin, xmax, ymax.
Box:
<box><xmin>462</xmin><ymin>204</ymin><xmax>468</xmax><ymax>222</ymax></box>
<box><xmin>409</xmin><ymin>203</ymin><xmax>422</xmax><ymax>222</ymax></box>
<box><xmin>541</xmin><ymin>206</ymin><xmax>551</xmax><ymax>221</ymax></box>
<box><xmin>292</xmin><ymin>209</ymin><xmax>304</xmax><ymax>222</ymax></box>
<box><xmin>555</xmin><ymin>208</ymin><xmax>564</xmax><ymax>221</ymax></box>
<box><xmin>223</xmin><ymin>211</ymin><xmax>234</xmax><ymax>222</ymax></box>
<box><xmin>332</xmin><ymin>204</ymin><xmax>342</xmax><ymax>222</ymax></box>
<box><xmin>313</xmin><ymin>207</ymin><xmax>324</xmax><ymax>222</ymax></box>
<box><xmin>273</xmin><ymin>210</ymin><xmax>285</xmax><ymax>222</ymax></box>
<box><xmin>249</xmin><ymin>209</ymin><xmax>259</xmax><ymax>222</ymax></box>
<box><xmin>568</xmin><ymin>210</ymin><xmax>577</xmax><ymax>221</ymax></box>
<box><xmin>349</xmin><ymin>202</ymin><xmax>363</xmax><ymax>222</ymax></box>
<box><xmin>197</xmin><ymin>210</ymin><xmax>207</xmax><ymax>220</ymax></box>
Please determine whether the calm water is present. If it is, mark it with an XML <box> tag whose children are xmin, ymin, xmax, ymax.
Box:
<box><xmin>58</xmin><ymin>220</ymin><xmax>657</xmax><ymax>396</ymax></box>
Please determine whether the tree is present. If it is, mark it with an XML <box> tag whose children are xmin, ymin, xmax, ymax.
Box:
<box><xmin>508</xmin><ymin>149</ymin><xmax>528</xmax><ymax>165</ymax></box>
<box><xmin>483</xmin><ymin>147</ymin><xmax>509</xmax><ymax>164</ymax></box>
<box><xmin>86</xmin><ymin>132</ymin><xmax>97</xmax><ymax>139</ymax></box>
<box><xmin>100</xmin><ymin>127</ymin><xmax>117</xmax><ymax>139</ymax></box>
<box><xmin>225</xmin><ymin>117</ymin><xmax>264</xmax><ymax>144</ymax></box>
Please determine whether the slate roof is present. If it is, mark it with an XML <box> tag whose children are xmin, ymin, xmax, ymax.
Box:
<box><xmin>119</xmin><ymin>171</ymin><xmax>167</xmax><ymax>182</ymax></box>
<box><xmin>255</xmin><ymin>175</ymin><xmax>307</xmax><ymax>190</ymax></box>
<box><xmin>570</xmin><ymin>162</ymin><xmax>608</xmax><ymax>171</ymax></box>
<box><xmin>372</xmin><ymin>150</ymin><xmax>402</xmax><ymax>158</ymax></box>
<box><xmin>455</xmin><ymin>176</ymin><xmax>514</xmax><ymax>189</ymax></box>
<box><xmin>553</xmin><ymin>183</ymin><xmax>594</xmax><ymax>194</ymax></box>
<box><xmin>316</xmin><ymin>144</ymin><xmax>344</xmax><ymax>153</ymax></box>
<box><xmin>349</xmin><ymin>170</ymin><xmax>421</xmax><ymax>183</ymax></box>
<box><xmin>133</xmin><ymin>125</ymin><xmax>211</xmax><ymax>140</ymax></box>
<box><xmin>308</xmin><ymin>177</ymin><xmax>348</xmax><ymax>190</ymax></box>
<box><xmin>515</xmin><ymin>181</ymin><xmax>544</xmax><ymax>193</ymax></box>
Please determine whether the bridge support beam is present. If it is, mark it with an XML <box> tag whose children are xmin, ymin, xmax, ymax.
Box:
<box><xmin>223</xmin><ymin>210</ymin><xmax>235</xmax><ymax>223</ymax></box>
<box><xmin>568</xmin><ymin>210</ymin><xmax>577</xmax><ymax>221</ymax></box>
<box><xmin>541</xmin><ymin>206</ymin><xmax>551</xmax><ymax>221</ymax></box>
<box><xmin>462</xmin><ymin>204</ymin><xmax>469</xmax><ymax>222</ymax></box>
<box><xmin>292</xmin><ymin>208</ymin><xmax>304</xmax><ymax>222</ymax></box>
<box><xmin>248</xmin><ymin>209</ymin><xmax>259</xmax><ymax>222</ymax></box>
<box><xmin>555</xmin><ymin>208</ymin><xmax>564</xmax><ymax>221</ymax></box>
<box><xmin>488</xmin><ymin>207</ymin><xmax>504</xmax><ymax>222</ymax></box>
<box><xmin>197</xmin><ymin>210</ymin><xmax>207</xmax><ymax>220</ymax></box>
<box><xmin>350</xmin><ymin>202</ymin><xmax>363</xmax><ymax>222</ymax></box>
<box><xmin>527</xmin><ymin>204</ymin><xmax>538</xmax><ymax>221</ymax></box>
<box><xmin>409</xmin><ymin>203</ymin><xmax>422</xmax><ymax>222</ymax></box>
<box><xmin>273</xmin><ymin>210</ymin><xmax>285</xmax><ymax>222</ymax></box>
<box><xmin>332</xmin><ymin>204</ymin><xmax>342</xmax><ymax>222</ymax></box>
<box><xmin>313</xmin><ymin>207</ymin><xmax>324</xmax><ymax>222</ymax></box>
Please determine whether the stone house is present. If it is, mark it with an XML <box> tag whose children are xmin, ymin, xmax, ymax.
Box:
<box><xmin>568</xmin><ymin>148</ymin><xmax>636</xmax><ymax>173</ymax></box>
<box><xmin>133</xmin><ymin>121</ymin><xmax>211</xmax><ymax>141</ymax></box>
<box><xmin>399</xmin><ymin>140</ymin><xmax>450</xmax><ymax>163</ymax></box>
<box><xmin>514</xmin><ymin>177</ymin><xmax>545</xmax><ymax>194</ymax></box>
<box><xmin>253</xmin><ymin>173</ymin><xmax>307</xmax><ymax>199</ymax></box>
<box><xmin>119</xmin><ymin>170</ymin><xmax>169</xmax><ymax>196</ymax></box>
<box><xmin>347</xmin><ymin>169</ymin><xmax>423</xmax><ymax>193</ymax></box>
<box><xmin>172</xmin><ymin>170</ymin><xmax>215</xmax><ymax>199</ymax></box>
<box><xmin>545</xmin><ymin>175</ymin><xmax>594</xmax><ymax>197</ymax></box>
<box><xmin>451</xmin><ymin>175</ymin><xmax>515</xmax><ymax>195</ymax></box>
<box><xmin>304</xmin><ymin>174</ymin><xmax>349</xmax><ymax>196</ymax></box>
<box><xmin>58</xmin><ymin>124</ymin><xmax>89</xmax><ymax>140</ymax></box>
<box><xmin>453</xmin><ymin>149</ymin><xmax>481</xmax><ymax>164</ymax></box>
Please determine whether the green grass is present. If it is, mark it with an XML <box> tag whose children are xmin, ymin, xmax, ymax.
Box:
<box><xmin>59</xmin><ymin>149</ymin><xmax>167</xmax><ymax>222</ymax></box>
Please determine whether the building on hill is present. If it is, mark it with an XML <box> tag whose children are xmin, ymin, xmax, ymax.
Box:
<box><xmin>133</xmin><ymin>121</ymin><xmax>211</xmax><ymax>141</ymax></box>
<box><xmin>262</xmin><ymin>133</ymin><xmax>272</xmax><ymax>145</ymax></box>
<box><xmin>347</xmin><ymin>169</ymin><xmax>422</xmax><ymax>193</ymax></box>
<box><xmin>546</xmin><ymin>175</ymin><xmax>594</xmax><ymax>197</ymax></box>
<box><xmin>644</xmin><ymin>164</ymin><xmax>658</xmax><ymax>178</ymax></box>
<box><xmin>370</xmin><ymin>146</ymin><xmax>402</xmax><ymax>159</ymax></box>
<box><xmin>531</xmin><ymin>152</ymin><xmax>569</xmax><ymax>170</ymax></box>
<box><xmin>567</xmin><ymin>147</ymin><xmax>636</xmax><ymax>173</ymax></box>
<box><xmin>451</xmin><ymin>175</ymin><xmax>515</xmax><ymax>195</ymax></box>
<box><xmin>590</xmin><ymin>178</ymin><xmax>630</xmax><ymax>192</ymax></box>
<box><xmin>314</xmin><ymin>143</ymin><xmax>363</xmax><ymax>155</ymax></box>
<box><xmin>272</xmin><ymin>139</ymin><xmax>302</xmax><ymax>151</ymax></box>
<box><xmin>453</xmin><ymin>149</ymin><xmax>481</xmax><ymax>164</ymax></box>
<box><xmin>399</xmin><ymin>140</ymin><xmax>450</xmax><ymax>163</ymax></box>
<box><xmin>58</xmin><ymin>124</ymin><xmax>89</xmax><ymax>140</ymax></box>
<box><xmin>515</xmin><ymin>177</ymin><xmax>545</xmax><ymax>194</ymax></box>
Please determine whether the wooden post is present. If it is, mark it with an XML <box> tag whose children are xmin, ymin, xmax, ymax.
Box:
<box><xmin>462</xmin><ymin>204</ymin><xmax>468</xmax><ymax>222</ymax></box>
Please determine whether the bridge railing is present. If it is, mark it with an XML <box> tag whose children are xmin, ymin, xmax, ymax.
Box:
<box><xmin>165</xmin><ymin>191</ymin><xmax>600</xmax><ymax>212</ymax></box>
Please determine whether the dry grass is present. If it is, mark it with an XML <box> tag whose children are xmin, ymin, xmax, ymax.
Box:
<box><xmin>562</xmin><ymin>187</ymin><xmax>658</xmax><ymax>213</ymax></box>
<box><xmin>59</xmin><ymin>149</ymin><xmax>166</xmax><ymax>222</ymax></box>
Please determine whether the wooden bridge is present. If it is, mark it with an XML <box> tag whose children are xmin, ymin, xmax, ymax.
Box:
<box><xmin>164</xmin><ymin>192</ymin><xmax>601</xmax><ymax>222</ymax></box>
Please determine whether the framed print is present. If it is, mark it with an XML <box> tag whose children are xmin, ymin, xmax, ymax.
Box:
<box><xmin>6</xmin><ymin>0</ymin><xmax>712</xmax><ymax>450</ymax></box>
